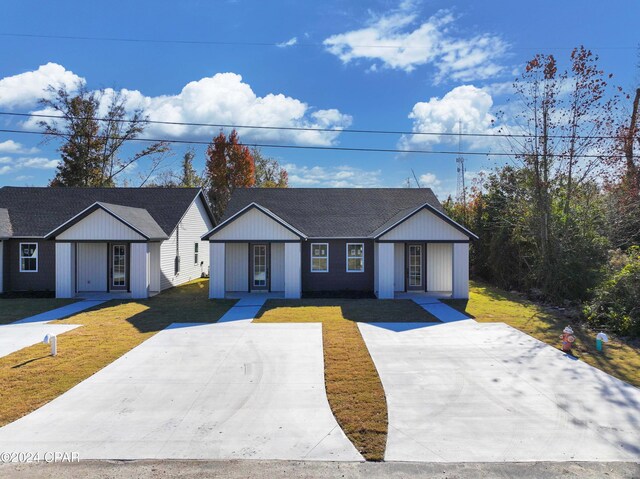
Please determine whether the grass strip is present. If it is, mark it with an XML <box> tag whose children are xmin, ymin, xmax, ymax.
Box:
<box><xmin>0</xmin><ymin>298</ymin><xmax>77</xmax><ymax>325</ymax></box>
<box><xmin>254</xmin><ymin>298</ymin><xmax>437</xmax><ymax>461</ymax></box>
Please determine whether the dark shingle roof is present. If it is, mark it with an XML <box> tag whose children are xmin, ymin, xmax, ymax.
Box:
<box><xmin>0</xmin><ymin>187</ymin><xmax>208</xmax><ymax>238</ymax></box>
<box><xmin>221</xmin><ymin>188</ymin><xmax>445</xmax><ymax>238</ymax></box>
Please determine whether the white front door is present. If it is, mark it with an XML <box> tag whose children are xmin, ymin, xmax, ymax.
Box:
<box><xmin>110</xmin><ymin>244</ymin><xmax>128</xmax><ymax>291</ymax></box>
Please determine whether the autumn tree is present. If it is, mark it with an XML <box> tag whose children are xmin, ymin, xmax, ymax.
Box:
<box><xmin>40</xmin><ymin>84</ymin><xmax>169</xmax><ymax>187</ymax></box>
<box><xmin>178</xmin><ymin>149</ymin><xmax>202</xmax><ymax>187</ymax></box>
<box><xmin>205</xmin><ymin>130</ymin><xmax>255</xmax><ymax>221</ymax></box>
<box><xmin>252</xmin><ymin>147</ymin><xmax>289</xmax><ymax>187</ymax></box>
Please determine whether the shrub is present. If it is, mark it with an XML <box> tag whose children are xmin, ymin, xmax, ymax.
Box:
<box><xmin>584</xmin><ymin>247</ymin><xmax>640</xmax><ymax>337</ymax></box>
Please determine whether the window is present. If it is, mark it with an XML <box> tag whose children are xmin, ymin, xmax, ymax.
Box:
<box><xmin>346</xmin><ymin>243</ymin><xmax>364</xmax><ymax>272</ymax></box>
<box><xmin>310</xmin><ymin>243</ymin><xmax>329</xmax><ymax>272</ymax></box>
<box><xmin>19</xmin><ymin>242</ymin><xmax>38</xmax><ymax>272</ymax></box>
<box><xmin>194</xmin><ymin>243</ymin><xmax>199</xmax><ymax>265</ymax></box>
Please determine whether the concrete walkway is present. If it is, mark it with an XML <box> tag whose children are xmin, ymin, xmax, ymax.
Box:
<box><xmin>0</xmin><ymin>297</ymin><xmax>362</xmax><ymax>461</ymax></box>
<box><xmin>358</xmin><ymin>320</ymin><xmax>640</xmax><ymax>462</ymax></box>
<box><xmin>405</xmin><ymin>295</ymin><xmax>473</xmax><ymax>323</ymax></box>
<box><xmin>0</xmin><ymin>300</ymin><xmax>104</xmax><ymax>358</ymax></box>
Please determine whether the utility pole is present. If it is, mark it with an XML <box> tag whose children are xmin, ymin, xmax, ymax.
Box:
<box><xmin>456</xmin><ymin>120</ymin><xmax>467</xmax><ymax>223</ymax></box>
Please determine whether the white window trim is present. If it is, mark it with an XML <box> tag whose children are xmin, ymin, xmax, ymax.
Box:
<box><xmin>194</xmin><ymin>242</ymin><xmax>199</xmax><ymax>265</ymax></box>
<box><xmin>310</xmin><ymin>242</ymin><xmax>329</xmax><ymax>273</ymax></box>
<box><xmin>19</xmin><ymin>242</ymin><xmax>38</xmax><ymax>273</ymax></box>
<box><xmin>346</xmin><ymin>242</ymin><xmax>365</xmax><ymax>273</ymax></box>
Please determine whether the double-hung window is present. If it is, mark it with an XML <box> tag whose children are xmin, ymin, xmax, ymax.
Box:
<box><xmin>346</xmin><ymin>243</ymin><xmax>364</xmax><ymax>272</ymax></box>
<box><xmin>20</xmin><ymin>242</ymin><xmax>38</xmax><ymax>272</ymax></box>
<box><xmin>194</xmin><ymin>243</ymin><xmax>199</xmax><ymax>265</ymax></box>
<box><xmin>311</xmin><ymin>243</ymin><xmax>329</xmax><ymax>272</ymax></box>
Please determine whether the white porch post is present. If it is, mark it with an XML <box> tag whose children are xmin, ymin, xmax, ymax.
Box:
<box><xmin>55</xmin><ymin>242</ymin><xmax>76</xmax><ymax>298</ymax></box>
<box><xmin>377</xmin><ymin>242</ymin><xmax>394</xmax><ymax>299</ymax></box>
<box><xmin>148</xmin><ymin>242</ymin><xmax>161</xmax><ymax>293</ymax></box>
<box><xmin>284</xmin><ymin>242</ymin><xmax>301</xmax><ymax>299</ymax></box>
<box><xmin>209</xmin><ymin>242</ymin><xmax>225</xmax><ymax>299</ymax></box>
<box><xmin>130</xmin><ymin>243</ymin><xmax>150</xmax><ymax>299</ymax></box>
<box><xmin>452</xmin><ymin>243</ymin><xmax>470</xmax><ymax>299</ymax></box>
<box><xmin>0</xmin><ymin>241</ymin><xmax>4</xmax><ymax>293</ymax></box>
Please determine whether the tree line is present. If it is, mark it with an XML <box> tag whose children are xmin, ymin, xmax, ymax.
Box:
<box><xmin>443</xmin><ymin>47</ymin><xmax>639</xmax><ymax>337</ymax></box>
<box><xmin>40</xmin><ymin>83</ymin><xmax>288</xmax><ymax>223</ymax></box>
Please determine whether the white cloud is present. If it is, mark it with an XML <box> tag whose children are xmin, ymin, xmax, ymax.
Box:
<box><xmin>284</xmin><ymin>163</ymin><xmax>382</xmax><ymax>187</ymax></box>
<box><xmin>400</xmin><ymin>85</ymin><xmax>498</xmax><ymax>150</ymax></box>
<box><xmin>0</xmin><ymin>62</ymin><xmax>83</xmax><ymax>109</ymax></box>
<box><xmin>323</xmin><ymin>3</ymin><xmax>507</xmax><ymax>81</ymax></box>
<box><xmin>0</xmin><ymin>140</ymin><xmax>38</xmax><ymax>154</ymax></box>
<box><xmin>15</xmin><ymin>175</ymin><xmax>34</xmax><ymax>181</ymax></box>
<box><xmin>18</xmin><ymin>68</ymin><xmax>352</xmax><ymax>146</ymax></box>
<box><xmin>418</xmin><ymin>172</ymin><xmax>441</xmax><ymax>188</ymax></box>
<box><xmin>0</xmin><ymin>156</ymin><xmax>59</xmax><ymax>174</ymax></box>
<box><xmin>277</xmin><ymin>37</ymin><xmax>298</xmax><ymax>48</ymax></box>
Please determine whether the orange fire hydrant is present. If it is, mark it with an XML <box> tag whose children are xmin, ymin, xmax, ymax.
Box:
<box><xmin>561</xmin><ymin>326</ymin><xmax>576</xmax><ymax>353</ymax></box>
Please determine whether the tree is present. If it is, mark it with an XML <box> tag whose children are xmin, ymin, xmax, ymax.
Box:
<box><xmin>40</xmin><ymin>84</ymin><xmax>169</xmax><ymax>187</ymax></box>
<box><xmin>252</xmin><ymin>147</ymin><xmax>288</xmax><ymax>187</ymax></box>
<box><xmin>205</xmin><ymin>130</ymin><xmax>255</xmax><ymax>221</ymax></box>
<box><xmin>178</xmin><ymin>149</ymin><xmax>202</xmax><ymax>187</ymax></box>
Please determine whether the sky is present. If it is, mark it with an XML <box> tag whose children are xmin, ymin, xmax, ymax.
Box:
<box><xmin>0</xmin><ymin>0</ymin><xmax>638</xmax><ymax>198</ymax></box>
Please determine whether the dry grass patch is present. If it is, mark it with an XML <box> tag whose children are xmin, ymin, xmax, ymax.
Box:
<box><xmin>254</xmin><ymin>299</ymin><xmax>438</xmax><ymax>461</ymax></box>
<box><xmin>0</xmin><ymin>298</ymin><xmax>77</xmax><ymax>325</ymax></box>
<box><xmin>445</xmin><ymin>280</ymin><xmax>640</xmax><ymax>388</ymax></box>
<box><xmin>0</xmin><ymin>279</ymin><xmax>235</xmax><ymax>426</ymax></box>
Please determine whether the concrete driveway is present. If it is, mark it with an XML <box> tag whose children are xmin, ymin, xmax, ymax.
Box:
<box><xmin>0</xmin><ymin>319</ymin><xmax>361</xmax><ymax>461</ymax></box>
<box><xmin>359</xmin><ymin>320</ymin><xmax>640</xmax><ymax>462</ymax></box>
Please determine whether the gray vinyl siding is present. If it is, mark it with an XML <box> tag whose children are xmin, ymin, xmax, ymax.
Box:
<box><xmin>301</xmin><ymin>239</ymin><xmax>373</xmax><ymax>293</ymax></box>
<box><xmin>4</xmin><ymin>238</ymin><xmax>56</xmax><ymax>292</ymax></box>
<box><xmin>159</xmin><ymin>196</ymin><xmax>213</xmax><ymax>291</ymax></box>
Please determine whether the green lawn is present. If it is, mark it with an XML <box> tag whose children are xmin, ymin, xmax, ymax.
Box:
<box><xmin>254</xmin><ymin>299</ymin><xmax>437</xmax><ymax>461</ymax></box>
<box><xmin>444</xmin><ymin>281</ymin><xmax>640</xmax><ymax>388</ymax></box>
<box><xmin>0</xmin><ymin>279</ymin><xmax>235</xmax><ymax>426</ymax></box>
<box><xmin>0</xmin><ymin>298</ymin><xmax>77</xmax><ymax>325</ymax></box>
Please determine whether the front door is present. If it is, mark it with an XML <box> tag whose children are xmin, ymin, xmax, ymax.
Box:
<box><xmin>110</xmin><ymin>243</ymin><xmax>128</xmax><ymax>291</ymax></box>
<box><xmin>406</xmin><ymin>243</ymin><xmax>424</xmax><ymax>291</ymax></box>
<box><xmin>251</xmin><ymin>244</ymin><xmax>269</xmax><ymax>291</ymax></box>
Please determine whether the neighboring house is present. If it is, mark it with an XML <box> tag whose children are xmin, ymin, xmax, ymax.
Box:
<box><xmin>0</xmin><ymin>187</ymin><xmax>214</xmax><ymax>299</ymax></box>
<box><xmin>203</xmin><ymin>188</ymin><xmax>477</xmax><ymax>300</ymax></box>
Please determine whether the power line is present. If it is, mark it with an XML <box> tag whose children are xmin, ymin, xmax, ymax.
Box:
<box><xmin>0</xmin><ymin>111</ymin><xmax>626</xmax><ymax>141</ymax></box>
<box><xmin>0</xmin><ymin>32</ymin><xmax>636</xmax><ymax>51</ymax></box>
<box><xmin>0</xmin><ymin>128</ymin><xmax>633</xmax><ymax>159</ymax></box>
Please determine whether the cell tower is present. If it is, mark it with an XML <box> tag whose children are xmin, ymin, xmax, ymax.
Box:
<box><xmin>456</xmin><ymin>121</ymin><xmax>467</xmax><ymax>218</ymax></box>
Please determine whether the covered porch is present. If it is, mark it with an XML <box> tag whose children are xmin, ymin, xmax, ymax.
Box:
<box><xmin>46</xmin><ymin>201</ymin><xmax>168</xmax><ymax>300</ymax></box>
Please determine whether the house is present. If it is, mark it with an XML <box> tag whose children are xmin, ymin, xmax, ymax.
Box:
<box><xmin>0</xmin><ymin>187</ymin><xmax>214</xmax><ymax>299</ymax></box>
<box><xmin>203</xmin><ymin>188</ymin><xmax>477</xmax><ymax>300</ymax></box>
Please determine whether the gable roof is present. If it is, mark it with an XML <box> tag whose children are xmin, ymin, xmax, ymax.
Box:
<box><xmin>45</xmin><ymin>202</ymin><xmax>168</xmax><ymax>240</ymax></box>
<box><xmin>203</xmin><ymin>202</ymin><xmax>307</xmax><ymax>240</ymax></box>
<box><xmin>218</xmin><ymin>188</ymin><xmax>474</xmax><ymax>239</ymax></box>
<box><xmin>0</xmin><ymin>187</ymin><xmax>211</xmax><ymax>238</ymax></box>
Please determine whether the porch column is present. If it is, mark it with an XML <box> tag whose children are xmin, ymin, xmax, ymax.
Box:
<box><xmin>284</xmin><ymin>242</ymin><xmax>301</xmax><ymax>299</ymax></box>
<box><xmin>130</xmin><ymin>243</ymin><xmax>150</xmax><ymax>299</ymax></box>
<box><xmin>377</xmin><ymin>242</ymin><xmax>394</xmax><ymax>299</ymax></box>
<box><xmin>452</xmin><ymin>243</ymin><xmax>470</xmax><ymax>299</ymax></box>
<box><xmin>55</xmin><ymin>242</ymin><xmax>76</xmax><ymax>298</ymax></box>
<box><xmin>148</xmin><ymin>242</ymin><xmax>161</xmax><ymax>293</ymax></box>
<box><xmin>0</xmin><ymin>241</ymin><xmax>4</xmax><ymax>293</ymax></box>
<box><xmin>209</xmin><ymin>242</ymin><xmax>225</xmax><ymax>299</ymax></box>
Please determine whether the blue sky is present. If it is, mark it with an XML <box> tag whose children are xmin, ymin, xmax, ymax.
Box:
<box><xmin>0</xmin><ymin>0</ymin><xmax>638</xmax><ymax>198</ymax></box>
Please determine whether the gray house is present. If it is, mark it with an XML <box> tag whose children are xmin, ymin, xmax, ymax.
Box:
<box><xmin>203</xmin><ymin>188</ymin><xmax>477</xmax><ymax>300</ymax></box>
<box><xmin>0</xmin><ymin>187</ymin><xmax>213</xmax><ymax>299</ymax></box>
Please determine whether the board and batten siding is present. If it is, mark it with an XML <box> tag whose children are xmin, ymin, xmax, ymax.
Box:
<box><xmin>270</xmin><ymin>243</ymin><xmax>285</xmax><ymax>292</ymax></box>
<box><xmin>378</xmin><ymin>209</ymin><xmax>469</xmax><ymax>241</ymax></box>
<box><xmin>159</xmin><ymin>196</ymin><xmax>213</xmax><ymax>291</ymax></box>
<box><xmin>209</xmin><ymin>208</ymin><xmax>299</xmax><ymax>241</ymax></box>
<box><xmin>225</xmin><ymin>242</ymin><xmax>248</xmax><ymax>292</ymax></box>
<box><xmin>427</xmin><ymin>243</ymin><xmax>453</xmax><ymax>292</ymax></box>
<box><xmin>57</xmin><ymin>209</ymin><xmax>145</xmax><ymax>241</ymax></box>
<box><xmin>393</xmin><ymin>243</ymin><xmax>404</xmax><ymax>292</ymax></box>
<box><xmin>76</xmin><ymin>243</ymin><xmax>107</xmax><ymax>292</ymax></box>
